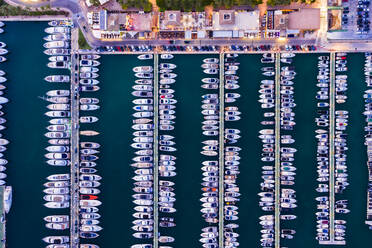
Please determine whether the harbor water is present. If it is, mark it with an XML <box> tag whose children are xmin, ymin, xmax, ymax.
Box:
<box><xmin>1</xmin><ymin>22</ymin><xmax>372</xmax><ymax>247</ymax></box>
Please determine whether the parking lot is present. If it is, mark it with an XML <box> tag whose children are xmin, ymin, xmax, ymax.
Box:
<box><xmin>341</xmin><ymin>0</ymin><xmax>371</xmax><ymax>34</ymax></box>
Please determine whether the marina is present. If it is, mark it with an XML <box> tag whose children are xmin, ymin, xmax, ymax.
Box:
<box><xmin>0</xmin><ymin>21</ymin><xmax>371</xmax><ymax>248</ymax></box>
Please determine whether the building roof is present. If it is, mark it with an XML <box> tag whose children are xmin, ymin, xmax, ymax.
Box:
<box><xmin>212</xmin><ymin>10</ymin><xmax>259</xmax><ymax>31</ymax></box>
<box><xmin>99</xmin><ymin>0</ymin><xmax>110</xmax><ymax>5</ymax></box>
<box><xmin>288</xmin><ymin>8</ymin><xmax>320</xmax><ymax>30</ymax></box>
<box><xmin>219</xmin><ymin>10</ymin><xmax>235</xmax><ymax>25</ymax></box>
<box><xmin>163</xmin><ymin>11</ymin><xmax>181</xmax><ymax>27</ymax></box>
<box><xmin>99</xmin><ymin>10</ymin><xmax>107</xmax><ymax>30</ymax></box>
<box><xmin>132</xmin><ymin>13</ymin><xmax>152</xmax><ymax>31</ymax></box>
<box><xmin>274</xmin><ymin>11</ymin><xmax>288</xmax><ymax>30</ymax></box>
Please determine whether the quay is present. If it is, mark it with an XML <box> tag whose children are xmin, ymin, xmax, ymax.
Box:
<box><xmin>70</xmin><ymin>27</ymin><xmax>80</xmax><ymax>248</ymax></box>
<box><xmin>153</xmin><ymin>53</ymin><xmax>159</xmax><ymax>248</ymax></box>
<box><xmin>274</xmin><ymin>53</ymin><xmax>281</xmax><ymax>248</ymax></box>
<box><xmin>320</xmin><ymin>52</ymin><xmax>345</xmax><ymax>245</ymax></box>
<box><xmin>218</xmin><ymin>53</ymin><xmax>225</xmax><ymax>248</ymax></box>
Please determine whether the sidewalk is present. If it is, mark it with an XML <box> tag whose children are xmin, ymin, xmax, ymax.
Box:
<box><xmin>0</xmin><ymin>15</ymin><xmax>68</xmax><ymax>21</ymax></box>
<box><xmin>4</xmin><ymin>0</ymin><xmax>50</xmax><ymax>8</ymax></box>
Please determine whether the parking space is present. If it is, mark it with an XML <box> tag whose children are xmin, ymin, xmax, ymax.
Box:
<box><xmin>341</xmin><ymin>0</ymin><xmax>371</xmax><ymax>34</ymax></box>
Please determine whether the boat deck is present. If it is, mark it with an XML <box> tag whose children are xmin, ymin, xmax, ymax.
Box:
<box><xmin>274</xmin><ymin>53</ymin><xmax>281</xmax><ymax>248</ymax></box>
<box><xmin>153</xmin><ymin>53</ymin><xmax>159</xmax><ymax>248</ymax></box>
<box><xmin>218</xmin><ymin>52</ymin><xmax>225</xmax><ymax>248</ymax></box>
<box><xmin>70</xmin><ymin>27</ymin><xmax>80</xmax><ymax>248</ymax></box>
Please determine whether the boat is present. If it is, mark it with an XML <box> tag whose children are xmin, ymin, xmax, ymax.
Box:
<box><xmin>80</xmin><ymin>200</ymin><xmax>102</xmax><ymax>207</ymax></box>
<box><xmin>159</xmin><ymin>236</ymin><xmax>175</xmax><ymax>243</ymax></box>
<box><xmin>0</xmin><ymin>97</ymin><xmax>8</xmax><ymax>104</ymax></box>
<box><xmin>45</xmin><ymin>26</ymin><xmax>70</xmax><ymax>34</ymax></box>
<box><xmin>47</xmin><ymin>174</ymin><xmax>70</xmax><ymax>181</ymax></box>
<box><xmin>81</xmin><ymin>66</ymin><xmax>99</xmax><ymax>73</ymax></box>
<box><xmin>81</xmin><ymin>86</ymin><xmax>100</xmax><ymax>93</ymax></box>
<box><xmin>80</xmin><ymin>116</ymin><xmax>98</xmax><ymax>123</ymax></box>
<box><xmin>203</xmin><ymin>58</ymin><xmax>219</xmax><ymax>64</ymax></box>
<box><xmin>80</xmin><ymin>225</ymin><xmax>103</xmax><ymax>232</ymax></box>
<box><xmin>45</xmin><ymin>75</ymin><xmax>70</xmax><ymax>83</ymax></box>
<box><xmin>81</xmin><ymin>104</ymin><xmax>100</xmax><ymax>111</ymax></box>
<box><xmin>44</xmin><ymin>41</ymin><xmax>69</xmax><ymax>49</ymax></box>
<box><xmin>161</xmin><ymin>54</ymin><xmax>174</xmax><ymax>59</ymax></box>
<box><xmin>3</xmin><ymin>186</ymin><xmax>11</xmax><ymax>214</ymax></box>
<box><xmin>80</xmin><ymin>60</ymin><xmax>100</xmax><ymax>67</ymax></box>
<box><xmin>80</xmin><ymin>130</ymin><xmax>99</xmax><ymax>136</ymax></box>
<box><xmin>204</xmin><ymin>69</ymin><xmax>218</xmax><ymax>75</ymax></box>
<box><xmin>0</xmin><ymin>49</ymin><xmax>7</xmax><ymax>56</ymax></box>
<box><xmin>135</xmin><ymin>72</ymin><xmax>153</xmax><ymax>79</ymax></box>
<box><xmin>49</xmin><ymin>56</ymin><xmax>69</xmax><ymax>62</ymax></box>
<box><xmin>44</xmin><ymin>48</ymin><xmax>70</xmax><ymax>56</ymax></box>
<box><xmin>80</xmin><ymin>232</ymin><xmax>99</xmax><ymax>239</ymax></box>
<box><xmin>44</xmin><ymin>202</ymin><xmax>69</xmax><ymax>209</ymax></box>
<box><xmin>80</xmin><ymin>79</ymin><xmax>99</xmax><ymax>85</ymax></box>
<box><xmin>44</xmin><ymin>33</ymin><xmax>70</xmax><ymax>42</ymax></box>
<box><xmin>42</xmin><ymin>236</ymin><xmax>69</xmax><ymax>244</ymax></box>
<box><xmin>138</xmin><ymin>54</ymin><xmax>153</xmax><ymax>60</ymax></box>
<box><xmin>133</xmin><ymin>66</ymin><xmax>153</xmax><ymax>73</ymax></box>
<box><xmin>80</xmin><ymin>73</ymin><xmax>99</xmax><ymax>79</ymax></box>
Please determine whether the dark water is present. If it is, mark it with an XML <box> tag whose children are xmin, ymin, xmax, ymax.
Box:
<box><xmin>2</xmin><ymin>22</ymin><xmax>372</xmax><ymax>248</ymax></box>
<box><xmin>2</xmin><ymin>21</ymin><xmax>70</xmax><ymax>248</ymax></box>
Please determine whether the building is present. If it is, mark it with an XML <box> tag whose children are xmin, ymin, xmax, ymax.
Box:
<box><xmin>85</xmin><ymin>0</ymin><xmax>110</xmax><ymax>6</ymax></box>
<box><xmin>288</xmin><ymin>9</ymin><xmax>320</xmax><ymax>30</ymax></box>
<box><xmin>99</xmin><ymin>0</ymin><xmax>110</xmax><ymax>4</ymax></box>
<box><xmin>99</xmin><ymin>10</ymin><xmax>107</xmax><ymax>31</ymax></box>
<box><xmin>160</xmin><ymin>11</ymin><xmax>182</xmax><ymax>30</ymax></box>
<box><xmin>211</xmin><ymin>10</ymin><xmax>260</xmax><ymax>38</ymax></box>
<box><xmin>267</xmin><ymin>9</ymin><xmax>320</xmax><ymax>38</ymax></box>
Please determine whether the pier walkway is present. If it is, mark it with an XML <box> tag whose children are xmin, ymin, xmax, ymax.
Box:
<box><xmin>153</xmin><ymin>53</ymin><xmax>159</xmax><ymax>248</ymax></box>
<box><xmin>218</xmin><ymin>53</ymin><xmax>225</xmax><ymax>248</ymax></box>
<box><xmin>0</xmin><ymin>186</ymin><xmax>5</xmax><ymax>248</ymax></box>
<box><xmin>70</xmin><ymin>27</ymin><xmax>80</xmax><ymax>248</ymax></box>
<box><xmin>320</xmin><ymin>52</ymin><xmax>345</xmax><ymax>245</ymax></box>
<box><xmin>274</xmin><ymin>53</ymin><xmax>281</xmax><ymax>248</ymax></box>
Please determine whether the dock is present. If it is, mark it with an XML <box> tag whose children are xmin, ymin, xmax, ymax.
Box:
<box><xmin>70</xmin><ymin>27</ymin><xmax>80</xmax><ymax>248</ymax></box>
<box><xmin>0</xmin><ymin>187</ymin><xmax>5</xmax><ymax>248</ymax></box>
<box><xmin>319</xmin><ymin>52</ymin><xmax>345</xmax><ymax>245</ymax></box>
<box><xmin>153</xmin><ymin>53</ymin><xmax>159</xmax><ymax>248</ymax></box>
<box><xmin>329</xmin><ymin>52</ymin><xmax>336</xmax><ymax>243</ymax></box>
<box><xmin>274</xmin><ymin>52</ymin><xmax>281</xmax><ymax>248</ymax></box>
<box><xmin>218</xmin><ymin>52</ymin><xmax>225</xmax><ymax>248</ymax></box>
